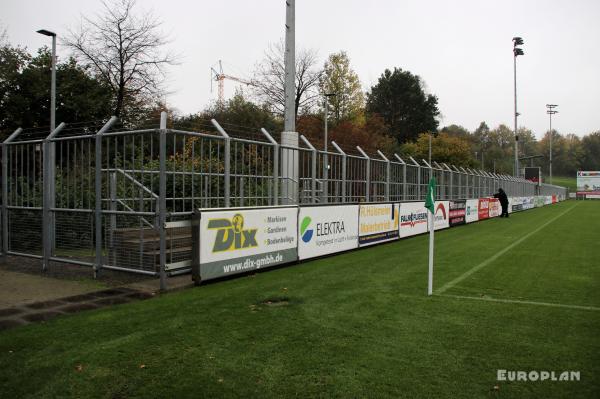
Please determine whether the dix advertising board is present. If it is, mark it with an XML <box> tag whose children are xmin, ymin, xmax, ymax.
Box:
<box><xmin>198</xmin><ymin>207</ymin><xmax>298</xmax><ymax>280</ymax></box>
<box><xmin>298</xmin><ymin>205</ymin><xmax>359</xmax><ymax>260</ymax></box>
<box><xmin>358</xmin><ymin>203</ymin><xmax>399</xmax><ymax>247</ymax></box>
<box><xmin>465</xmin><ymin>199</ymin><xmax>479</xmax><ymax>223</ymax></box>
<box><xmin>399</xmin><ymin>202</ymin><xmax>429</xmax><ymax>238</ymax></box>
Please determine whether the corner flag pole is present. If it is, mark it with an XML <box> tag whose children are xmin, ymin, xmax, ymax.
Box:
<box><xmin>425</xmin><ymin>177</ymin><xmax>436</xmax><ymax>296</ymax></box>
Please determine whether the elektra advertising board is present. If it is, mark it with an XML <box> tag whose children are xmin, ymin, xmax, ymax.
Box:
<box><xmin>198</xmin><ymin>207</ymin><xmax>298</xmax><ymax>280</ymax></box>
<box><xmin>298</xmin><ymin>205</ymin><xmax>359</xmax><ymax>260</ymax></box>
<box><xmin>433</xmin><ymin>201</ymin><xmax>450</xmax><ymax>230</ymax></box>
<box><xmin>399</xmin><ymin>202</ymin><xmax>429</xmax><ymax>238</ymax></box>
<box><xmin>465</xmin><ymin>199</ymin><xmax>479</xmax><ymax>223</ymax></box>
<box><xmin>358</xmin><ymin>203</ymin><xmax>399</xmax><ymax>247</ymax></box>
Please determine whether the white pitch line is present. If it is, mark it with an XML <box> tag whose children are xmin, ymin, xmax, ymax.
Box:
<box><xmin>438</xmin><ymin>294</ymin><xmax>600</xmax><ymax>312</ymax></box>
<box><xmin>436</xmin><ymin>202</ymin><xmax>580</xmax><ymax>294</ymax></box>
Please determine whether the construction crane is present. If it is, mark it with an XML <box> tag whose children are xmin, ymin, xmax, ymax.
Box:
<box><xmin>211</xmin><ymin>60</ymin><xmax>254</xmax><ymax>106</ymax></box>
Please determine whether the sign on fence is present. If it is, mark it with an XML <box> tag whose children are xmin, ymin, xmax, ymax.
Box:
<box><xmin>449</xmin><ymin>200</ymin><xmax>466</xmax><ymax>226</ymax></box>
<box><xmin>511</xmin><ymin>197</ymin><xmax>523</xmax><ymax>212</ymax></box>
<box><xmin>399</xmin><ymin>202</ymin><xmax>429</xmax><ymax>238</ymax></box>
<box><xmin>433</xmin><ymin>201</ymin><xmax>450</xmax><ymax>230</ymax></box>
<box><xmin>197</xmin><ymin>206</ymin><xmax>298</xmax><ymax>280</ymax></box>
<box><xmin>358</xmin><ymin>203</ymin><xmax>400</xmax><ymax>247</ymax></box>
<box><xmin>489</xmin><ymin>198</ymin><xmax>501</xmax><ymax>217</ymax></box>
<box><xmin>478</xmin><ymin>198</ymin><xmax>490</xmax><ymax>220</ymax></box>
<box><xmin>298</xmin><ymin>205</ymin><xmax>359</xmax><ymax>260</ymax></box>
<box><xmin>576</xmin><ymin>171</ymin><xmax>600</xmax><ymax>196</ymax></box>
<box><xmin>465</xmin><ymin>199</ymin><xmax>479</xmax><ymax>223</ymax></box>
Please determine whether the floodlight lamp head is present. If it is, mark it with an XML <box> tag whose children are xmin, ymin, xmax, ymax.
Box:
<box><xmin>512</xmin><ymin>37</ymin><xmax>524</xmax><ymax>45</ymax></box>
<box><xmin>37</xmin><ymin>29</ymin><xmax>56</xmax><ymax>37</ymax></box>
<box><xmin>514</xmin><ymin>48</ymin><xmax>524</xmax><ymax>56</ymax></box>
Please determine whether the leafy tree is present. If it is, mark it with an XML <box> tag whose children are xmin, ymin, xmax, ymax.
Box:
<box><xmin>580</xmin><ymin>132</ymin><xmax>600</xmax><ymax>171</ymax></box>
<box><xmin>64</xmin><ymin>0</ymin><xmax>175</xmax><ymax>123</ymax></box>
<box><xmin>366</xmin><ymin>67</ymin><xmax>440</xmax><ymax>144</ymax></box>
<box><xmin>401</xmin><ymin>132</ymin><xmax>477</xmax><ymax>168</ymax></box>
<box><xmin>0</xmin><ymin>46</ymin><xmax>112</xmax><ymax>136</ymax></box>
<box><xmin>319</xmin><ymin>51</ymin><xmax>364</xmax><ymax>123</ymax></box>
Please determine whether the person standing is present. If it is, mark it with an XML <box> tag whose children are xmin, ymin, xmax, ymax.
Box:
<box><xmin>494</xmin><ymin>188</ymin><xmax>509</xmax><ymax>218</ymax></box>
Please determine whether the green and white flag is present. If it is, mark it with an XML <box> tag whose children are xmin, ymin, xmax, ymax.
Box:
<box><xmin>425</xmin><ymin>177</ymin><xmax>436</xmax><ymax>214</ymax></box>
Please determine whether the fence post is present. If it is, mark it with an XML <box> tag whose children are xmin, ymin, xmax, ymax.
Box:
<box><xmin>42</xmin><ymin>122</ymin><xmax>66</xmax><ymax>272</ymax></box>
<box><xmin>211</xmin><ymin>119</ymin><xmax>230</xmax><ymax>207</ymax></box>
<box><xmin>356</xmin><ymin>146</ymin><xmax>370</xmax><ymax>202</ymax></box>
<box><xmin>94</xmin><ymin>117</ymin><xmax>117</xmax><ymax>277</ymax></box>
<box><xmin>394</xmin><ymin>154</ymin><xmax>407</xmax><ymax>201</ymax></box>
<box><xmin>1</xmin><ymin>128</ymin><xmax>22</xmax><ymax>261</ymax></box>
<box><xmin>331</xmin><ymin>141</ymin><xmax>346</xmax><ymax>203</ymax></box>
<box><xmin>300</xmin><ymin>135</ymin><xmax>317</xmax><ymax>204</ymax></box>
<box><xmin>159</xmin><ymin>112</ymin><xmax>168</xmax><ymax>291</ymax></box>
<box><xmin>377</xmin><ymin>150</ymin><xmax>390</xmax><ymax>202</ymax></box>
<box><xmin>261</xmin><ymin>128</ymin><xmax>279</xmax><ymax>206</ymax></box>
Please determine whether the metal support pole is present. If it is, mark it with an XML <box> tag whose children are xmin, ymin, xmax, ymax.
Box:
<box><xmin>332</xmin><ymin>141</ymin><xmax>346</xmax><ymax>202</ymax></box>
<box><xmin>1</xmin><ymin>128</ymin><xmax>22</xmax><ymax>261</ymax></box>
<box><xmin>94</xmin><ymin>117</ymin><xmax>117</xmax><ymax>277</ymax></box>
<box><xmin>357</xmin><ymin>146</ymin><xmax>370</xmax><ymax>202</ymax></box>
<box><xmin>211</xmin><ymin>119</ymin><xmax>230</xmax><ymax>207</ymax></box>
<box><xmin>261</xmin><ymin>128</ymin><xmax>279</xmax><ymax>205</ymax></box>
<box><xmin>300</xmin><ymin>135</ymin><xmax>317</xmax><ymax>203</ymax></box>
<box><xmin>394</xmin><ymin>154</ymin><xmax>406</xmax><ymax>201</ymax></box>
<box><xmin>378</xmin><ymin>150</ymin><xmax>390</xmax><ymax>202</ymax></box>
<box><xmin>159</xmin><ymin>112</ymin><xmax>167</xmax><ymax>291</ymax></box>
<box><xmin>513</xmin><ymin>53</ymin><xmax>519</xmax><ymax>177</ymax></box>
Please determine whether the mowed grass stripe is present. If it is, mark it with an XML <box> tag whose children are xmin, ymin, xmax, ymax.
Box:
<box><xmin>439</xmin><ymin>293</ymin><xmax>600</xmax><ymax>311</ymax></box>
<box><xmin>436</xmin><ymin>202</ymin><xmax>579</xmax><ymax>294</ymax></box>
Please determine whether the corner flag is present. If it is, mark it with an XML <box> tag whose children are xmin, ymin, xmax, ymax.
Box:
<box><xmin>425</xmin><ymin>177</ymin><xmax>436</xmax><ymax>296</ymax></box>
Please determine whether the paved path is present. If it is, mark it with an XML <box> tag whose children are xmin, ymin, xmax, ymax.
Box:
<box><xmin>0</xmin><ymin>269</ymin><xmax>105</xmax><ymax>308</ymax></box>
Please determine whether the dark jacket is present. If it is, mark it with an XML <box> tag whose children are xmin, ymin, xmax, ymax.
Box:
<box><xmin>494</xmin><ymin>189</ymin><xmax>509</xmax><ymax>207</ymax></box>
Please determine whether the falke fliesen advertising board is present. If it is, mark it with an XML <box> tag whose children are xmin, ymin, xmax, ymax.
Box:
<box><xmin>478</xmin><ymin>198</ymin><xmax>490</xmax><ymax>220</ymax></box>
<box><xmin>298</xmin><ymin>205</ymin><xmax>359</xmax><ymax>260</ymax></box>
<box><xmin>488</xmin><ymin>198</ymin><xmax>501</xmax><ymax>217</ymax></box>
<box><xmin>449</xmin><ymin>200</ymin><xmax>466</xmax><ymax>226</ymax></box>
<box><xmin>465</xmin><ymin>199</ymin><xmax>479</xmax><ymax>223</ymax></box>
<box><xmin>433</xmin><ymin>201</ymin><xmax>450</xmax><ymax>230</ymax></box>
<box><xmin>358</xmin><ymin>203</ymin><xmax>399</xmax><ymax>247</ymax></box>
<box><xmin>399</xmin><ymin>202</ymin><xmax>429</xmax><ymax>238</ymax></box>
<box><xmin>198</xmin><ymin>207</ymin><xmax>298</xmax><ymax>280</ymax></box>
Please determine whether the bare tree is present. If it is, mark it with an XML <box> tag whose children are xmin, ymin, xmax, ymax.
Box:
<box><xmin>64</xmin><ymin>0</ymin><xmax>175</xmax><ymax>120</ymax></box>
<box><xmin>251</xmin><ymin>41</ymin><xmax>322</xmax><ymax>119</ymax></box>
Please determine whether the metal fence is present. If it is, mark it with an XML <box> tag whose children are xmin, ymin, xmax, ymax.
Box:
<box><xmin>0</xmin><ymin>113</ymin><xmax>568</xmax><ymax>288</ymax></box>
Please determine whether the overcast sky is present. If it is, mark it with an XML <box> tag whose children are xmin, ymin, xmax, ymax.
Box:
<box><xmin>2</xmin><ymin>0</ymin><xmax>599</xmax><ymax>138</ymax></box>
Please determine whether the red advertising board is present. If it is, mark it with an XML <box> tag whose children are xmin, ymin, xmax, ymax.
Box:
<box><xmin>478</xmin><ymin>198</ymin><xmax>489</xmax><ymax>220</ymax></box>
<box><xmin>552</xmin><ymin>195</ymin><xmax>557</xmax><ymax>204</ymax></box>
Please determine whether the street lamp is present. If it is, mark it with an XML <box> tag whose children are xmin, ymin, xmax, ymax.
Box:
<box><xmin>546</xmin><ymin>104</ymin><xmax>558</xmax><ymax>185</ymax></box>
<box><xmin>512</xmin><ymin>36</ymin><xmax>524</xmax><ymax>177</ymax></box>
<box><xmin>37</xmin><ymin>29</ymin><xmax>57</xmax><ymax>132</ymax></box>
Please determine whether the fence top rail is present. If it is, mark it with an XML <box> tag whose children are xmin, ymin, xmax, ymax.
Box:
<box><xmin>168</xmin><ymin>128</ymin><xmax>225</xmax><ymax>141</ymax></box>
<box><xmin>101</xmin><ymin>128</ymin><xmax>158</xmax><ymax>137</ymax></box>
<box><xmin>3</xmin><ymin>138</ymin><xmax>44</xmax><ymax>145</ymax></box>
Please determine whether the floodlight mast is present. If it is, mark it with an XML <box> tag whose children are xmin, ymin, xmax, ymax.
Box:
<box><xmin>546</xmin><ymin>104</ymin><xmax>558</xmax><ymax>185</ymax></box>
<box><xmin>512</xmin><ymin>36</ymin><xmax>524</xmax><ymax>177</ymax></box>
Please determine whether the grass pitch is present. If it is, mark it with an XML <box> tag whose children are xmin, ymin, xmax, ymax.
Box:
<box><xmin>0</xmin><ymin>201</ymin><xmax>598</xmax><ymax>398</ymax></box>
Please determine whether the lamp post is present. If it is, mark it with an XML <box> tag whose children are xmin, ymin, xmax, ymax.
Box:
<box><xmin>512</xmin><ymin>36</ymin><xmax>524</xmax><ymax>177</ymax></box>
<box><xmin>37</xmin><ymin>29</ymin><xmax>57</xmax><ymax>131</ymax></box>
<box><xmin>546</xmin><ymin>104</ymin><xmax>558</xmax><ymax>185</ymax></box>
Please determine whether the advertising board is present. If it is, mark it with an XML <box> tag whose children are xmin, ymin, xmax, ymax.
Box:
<box><xmin>298</xmin><ymin>205</ymin><xmax>359</xmax><ymax>260</ymax></box>
<box><xmin>535</xmin><ymin>196</ymin><xmax>545</xmax><ymax>208</ymax></box>
<box><xmin>478</xmin><ymin>198</ymin><xmax>490</xmax><ymax>220</ymax></box>
<box><xmin>465</xmin><ymin>199</ymin><xmax>479</xmax><ymax>223</ymax></box>
<box><xmin>552</xmin><ymin>195</ymin><xmax>557</xmax><ymax>204</ymax></box>
<box><xmin>198</xmin><ymin>207</ymin><xmax>298</xmax><ymax>280</ymax></box>
<box><xmin>433</xmin><ymin>201</ymin><xmax>450</xmax><ymax>230</ymax></box>
<box><xmin>358</xmin><ymin>203</ymin><xmax>399</xmax><ymax>247</ymax></box>
<box><xmin>523</xmin><ymin>197</ymin><xmax>535</xmax><ymax>210</ymax></box>
<box><xmin>511</xmin><ymin>197</ymin><xmax>523</xmax><ymax>212</ymax></box>
<box><xmin>488</xmin><ymin>198</ymin><xmax>501</xmax><ymax>217</ymax></box>
<box><xmin>399</xmin><ymin>202</ymin><xmax>429</xmax><ymax>238</ymax></box>
<box><xmin>576</xmin><ymin>171</ymin><xmax>600</xmax><ymax>195</ymax></box>
<box><xmin>449</xmin><ymin>200</ymin><xmax>466</xmax><ymax>226</ymax></box>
